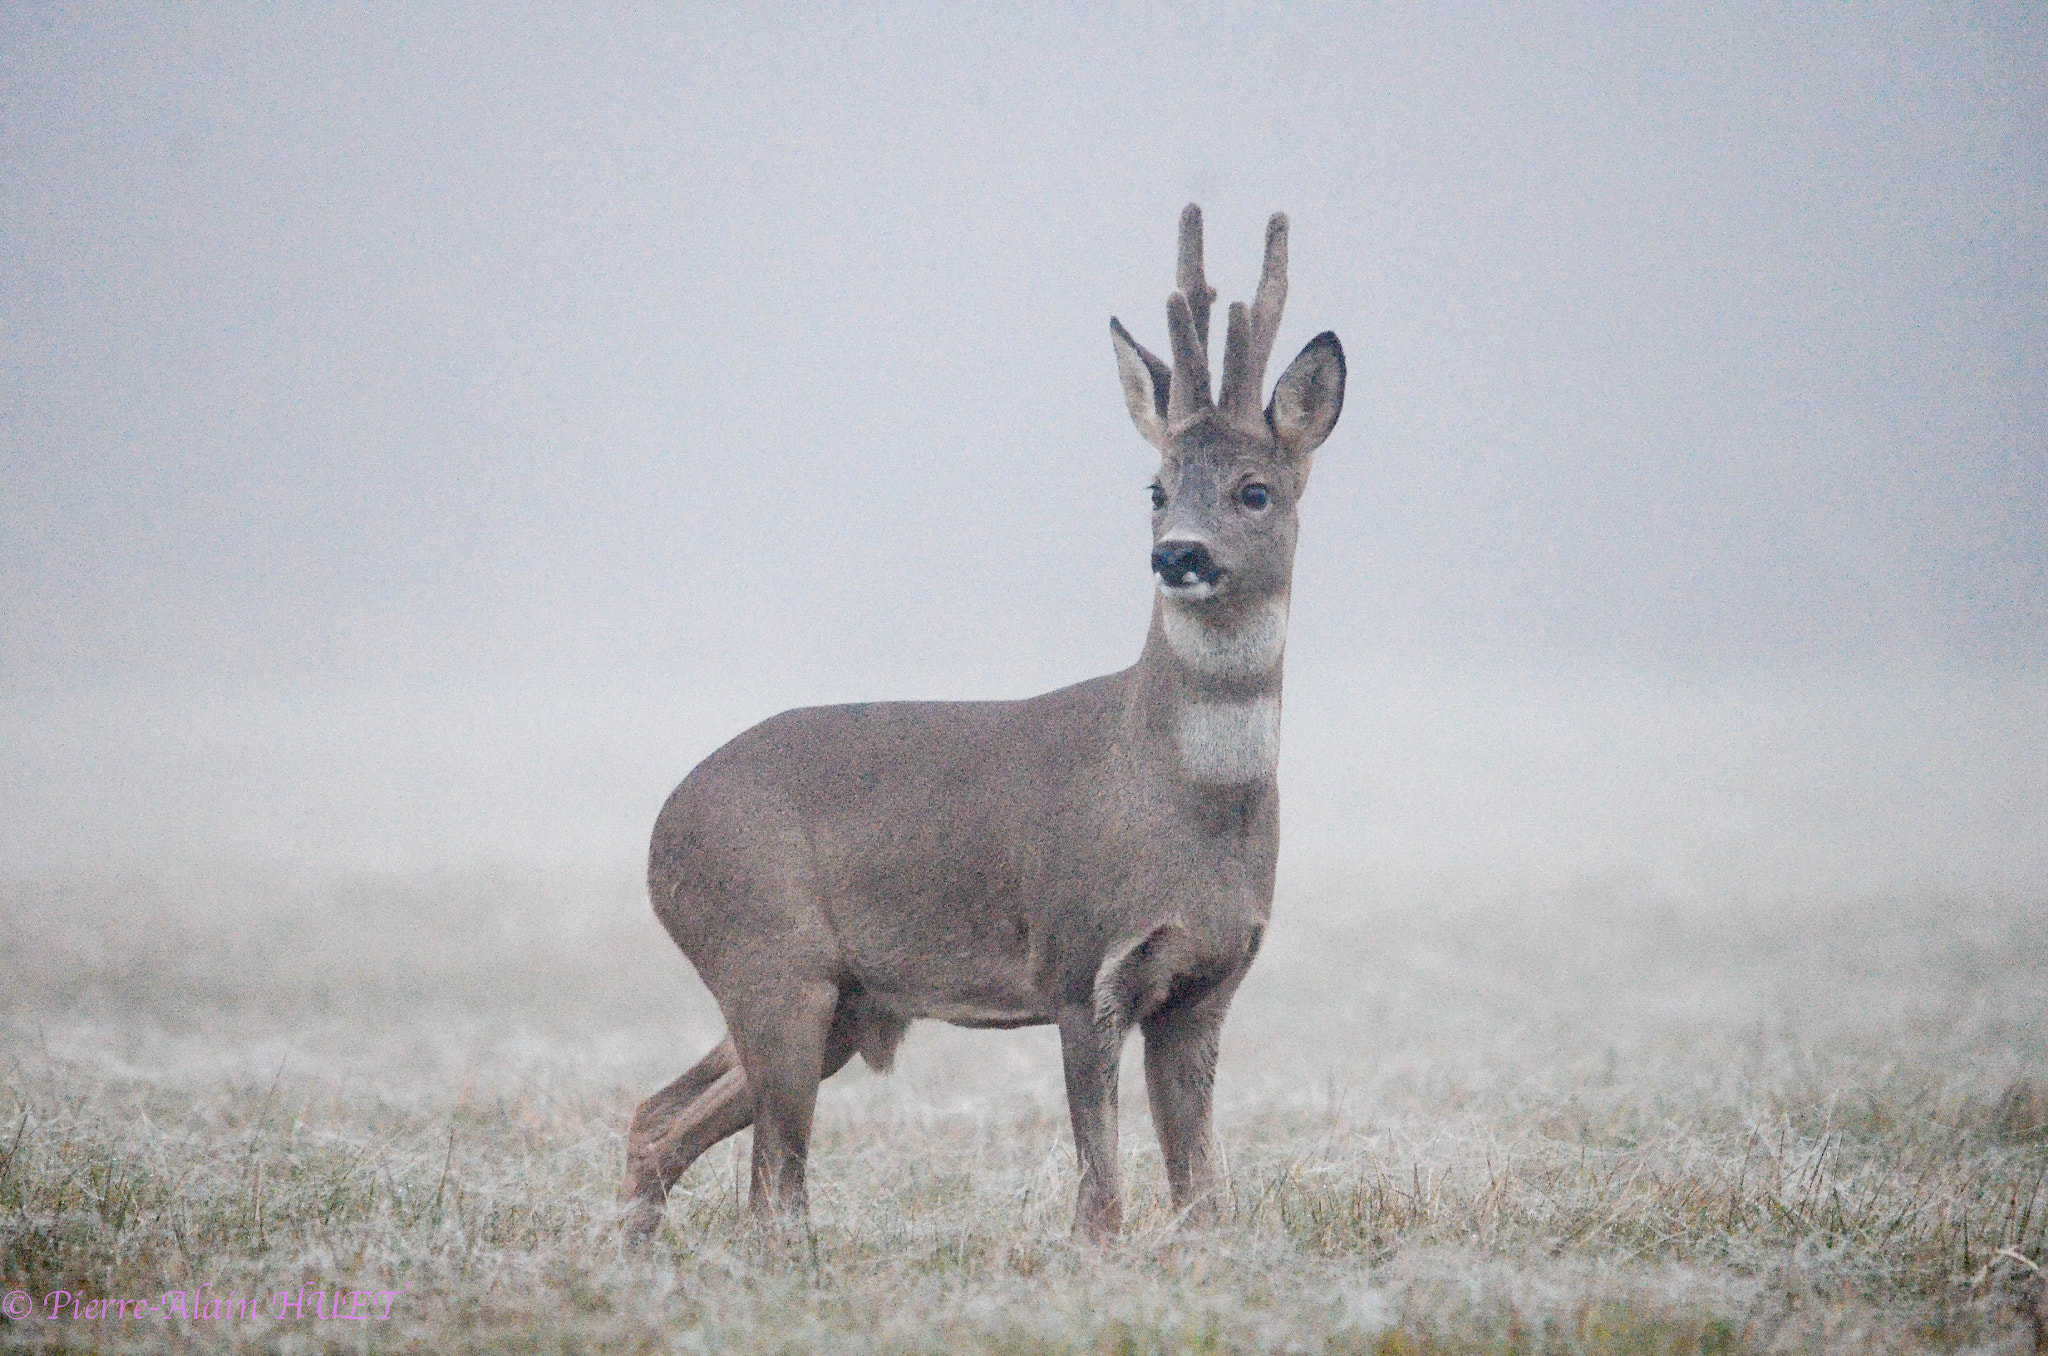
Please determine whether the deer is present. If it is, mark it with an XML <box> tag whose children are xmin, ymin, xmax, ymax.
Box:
<box><xmin>619</xmin><ymin>205</ymin><xmax>1345</xmax><ymax>1247</ymax></box>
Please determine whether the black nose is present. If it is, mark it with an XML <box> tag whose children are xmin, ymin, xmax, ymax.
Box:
<box><xmin>1152</xmin><ymin>540</ymin><xmax>1221</xmax><ymax>586</ymax></box>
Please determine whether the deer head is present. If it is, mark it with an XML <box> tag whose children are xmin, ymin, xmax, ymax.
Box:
<box><xmin>1110</xmin><ymin>206</ymin><xmax>1345</xmax><ymax>625</ymax></box>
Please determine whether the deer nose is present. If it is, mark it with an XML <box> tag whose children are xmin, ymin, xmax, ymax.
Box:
<box><xmin>1152</xmin><ymin>540</ymin><xmax>1222</xmax><ymax>587</ymax></box>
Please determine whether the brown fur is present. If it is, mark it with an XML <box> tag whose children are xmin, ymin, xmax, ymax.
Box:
<box><xmin>620</xmin><ymin>206</ymin><xmax>1345</xmax><ymax>1245</ymax></box>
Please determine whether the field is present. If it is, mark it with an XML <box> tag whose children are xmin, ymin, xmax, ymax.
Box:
<box><xmin>3</xmin><ymin>866</ymin><xmax>2044</xmax><ymax>1354</ymax></box>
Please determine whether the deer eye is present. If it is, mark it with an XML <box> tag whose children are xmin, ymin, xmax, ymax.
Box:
<box><xmin>1239</xmin><ymin>484</ymin><xmax>1270</xmax><ymax>510</ymax></box>
<box><xmin>1149</xmin><ymin>484</ymin><xmax>1167</xmax><ymax>511</ymax></box>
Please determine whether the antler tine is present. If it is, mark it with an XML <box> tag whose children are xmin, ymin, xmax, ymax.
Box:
<box><xmin>1219</xmin><ymin>213</ymin><xmax>1290</xmax><ymax>428</ymax></box>
<box><xmin>1165</xmin><ymin>292</ymin><xmax>1211</xmax><ymax>426</ymax></box>
<box><xmin>1216</xmin><ymin>302</ymin><xmax>1254</xmax><ymax>422</ymax></box>
<box><xmin>1176</xmin><ymin>203</ymin><xmax>1217</xmax><ymax>351</ymax></box>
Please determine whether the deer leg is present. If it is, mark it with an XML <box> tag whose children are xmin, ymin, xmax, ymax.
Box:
<box><xmin>728</xmin><ymin>978</ymin><xmax>840</xmax><ymax>1227</ymax></box>
<box><xmin>626</xmin><ymin>1037</ymin><xmax>737</xmax><ymax>1166</ymax></box>
<box><xmin>621</xmin><ymin>999</ymin><xmax>875</xmax><ymax>1249</ymax></box>
<box><xmin>619</xmin><ymin>1037</ymin><xmax>751</xmax><ymax>1247</ymax></box>
<box><xmin>1141</xmin><ymin>983</ymin><xmax>1236</xmax><ymax>1225</ymax></box>
<box><xmin>1058</xmin><ymin>1006</ymin><xmax>1127</xmax><ymax>1242</ymax></box>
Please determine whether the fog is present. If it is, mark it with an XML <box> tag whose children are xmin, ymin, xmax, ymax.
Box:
<box><xmin>3</xmin><ymin>4</ymin><xmax>2043</xmax><ymax>899</ymax></box>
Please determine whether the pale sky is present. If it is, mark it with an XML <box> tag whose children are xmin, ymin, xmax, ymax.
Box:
<box><xmin>3</xmin><ymin>5</ymin><xmax>2044</xmax><ymax>888</ymax></box>
<box><xmin>6</xmin><ymin>3</ymin><xmax>2043</xmax><ymax>698</ymax></box>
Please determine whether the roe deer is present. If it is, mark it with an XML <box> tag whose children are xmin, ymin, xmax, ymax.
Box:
<box><xmin>620</xmin><ymin>205</ymin><xmax>1345</xmax><ymax>1245</ymax></box>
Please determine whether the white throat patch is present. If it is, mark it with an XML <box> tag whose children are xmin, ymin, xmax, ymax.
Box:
<box><xmin>1175</xmin><ymin>697</ymin><xmax>1282</xmax><ymax>785</ymax></box>
<box><xmin>1162</xmin><ymin>598</ymin><xmax>1289</xmax><ymax>682</ymax></box>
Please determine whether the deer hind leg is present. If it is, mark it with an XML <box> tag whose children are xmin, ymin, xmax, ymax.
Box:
<box><xmin>619</xmin><ymin>993</ymin><xmax>889</xmax><ymax>1249</ymax></box>
<box><xmin>619</xmin><ymin>1037</ymin><xmax>752</xmax><ymax>1247</ymax></box>
<box><xmin>724</xmin><ymin>977</ymin><xmax>844</xmax><ymax>1228</ymax></box>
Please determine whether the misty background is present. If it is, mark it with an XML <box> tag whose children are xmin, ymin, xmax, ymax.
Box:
<box><xmin>4</xmin><ymin>4</ymin><xmax>2043</xmax><ymax>906</ymax></box>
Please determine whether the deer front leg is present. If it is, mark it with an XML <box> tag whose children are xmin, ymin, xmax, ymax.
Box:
<box><xmin>1141</xmin><ymin>982</ymin><xmax>1236</xmax><ymax>1225</ymax></box>
<box><xmin>1057</xmin><ymin>1006</ymin><xmax>1126</xmax><ymax>1242</ymax></box>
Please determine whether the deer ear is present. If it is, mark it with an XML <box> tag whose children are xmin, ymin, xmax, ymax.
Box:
<box><xmin>1266</xmin><ymin>331</ymin><xmax>1345</xmax><ymax>458</ymax></box>
<box><xmin>1110</xmin><ymin>317</ymin><xmax>1170</xmax><ymax>449</ymax></box>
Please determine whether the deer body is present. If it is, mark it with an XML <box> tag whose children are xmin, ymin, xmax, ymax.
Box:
<box><xmin>621</xmin><ymin>207</ymin><xmax>1343</xmax><ymax>1245</ymax></box>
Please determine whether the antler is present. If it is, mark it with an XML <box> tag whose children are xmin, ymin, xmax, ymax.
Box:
<box><xmin>1175</xmin><ymin>204</ymin><xmax>1217</xmax><ymax>349</ymax></box>
<box><xmin>1166</xmin><ymin>205</ymin><xmax>1216</xmax><ymax>427</ymax></box>
<box><xmin>1149</xmin><ymin>205</ymin><xmax>1290</xmax><ymax>436</ymax></box>
<box><xmin>1217</xmin><ymin>213</ymin><xmax>1288</xmax><ymax>430</ymax></box>
<box><xmin>1165</xmin><ymin>293</ymin><xmax>1210</xmax><ymax>426</ymax></box>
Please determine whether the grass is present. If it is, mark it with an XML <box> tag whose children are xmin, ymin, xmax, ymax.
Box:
<box><xmin>2</xmin><ymin>868</ymin><xmax>2044</xmax><ymax>1352</ymax></box>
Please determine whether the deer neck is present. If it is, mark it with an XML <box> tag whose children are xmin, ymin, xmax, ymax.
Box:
<box><xmin>1134</xmin><ymin>593</ymin><xmax>1289</xmax><ymax>788</ymax></box>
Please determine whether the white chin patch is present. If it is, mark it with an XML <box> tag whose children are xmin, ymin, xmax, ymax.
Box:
<box><xmin>1175</xmin><ymin>697</ymin><xmax>1281</xmax><ymax>784</ymax></box>
<box><xmin>1163</xmin><ymin>596</ymin><xmax>1288</xmax><ymax>681</ymax></box>
<box><xmin>1157</xmin><ymin>576</ymin><xmax>1219</xmax><ymax>602</ymax></box>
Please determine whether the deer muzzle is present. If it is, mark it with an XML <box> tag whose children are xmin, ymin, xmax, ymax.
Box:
<box><xmin>1152</xmin><ymin>540</ymin><xmax>1224</xmax><ymax>594</ymax></box>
